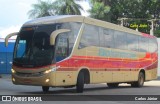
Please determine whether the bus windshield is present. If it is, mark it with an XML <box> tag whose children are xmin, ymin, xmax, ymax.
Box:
<box><xmin>13</xmin><ymin>26</ymin><xmax>54</xmax><ymax>67</ymax></box>
<box><xmin>13</xmin><ymin>22</ymin><xmax>82</xmax><ymax>68</ymax></box>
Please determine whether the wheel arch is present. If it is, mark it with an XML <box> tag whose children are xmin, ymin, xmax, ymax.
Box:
<box><xmin>77</xmin><ymin>68</ymin><xmax>90</xmax><ymax>84</ymax></box>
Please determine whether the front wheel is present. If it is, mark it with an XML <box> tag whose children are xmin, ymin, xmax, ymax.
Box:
<box><xmin>131</xmin><ymin>72</ymin><xmax>145</xmax><ymax>87</ymax></box>
<box><xmin>42</xmin><ymin>86</ymin><xmax>49</xmax><ymax>92</ymax></box>
<box><xmin>76</xmin><ymin>72</ymin><xmax>84</xmax><ymax>93</ymax></box>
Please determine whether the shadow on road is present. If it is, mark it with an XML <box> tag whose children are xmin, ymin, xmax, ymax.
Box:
<box><xmin>18</xmin><ymin>85</ymin><xmax>160</xmax><ymax>95</ymax></box>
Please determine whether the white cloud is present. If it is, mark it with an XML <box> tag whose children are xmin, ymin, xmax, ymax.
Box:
<box><xmin>76</xmin><ymin>0</ymin><xmax>91</xmax><ymax>16</ymax></box>
<box><xmin>17</xmin><ymin>2</ymin><xmax>31</xmax><ymax>8</ymax></box>
<box><xmin>0</xmin><ymin>25</ymin><xmax>21</xmax><ymax>39</ymax></box>
<box><xmin>0</xmin><ymin>27</ymin><xmax>3</xmax><ymax>31</ymax></box>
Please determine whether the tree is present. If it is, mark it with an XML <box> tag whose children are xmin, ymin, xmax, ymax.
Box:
<box><xmin>154</xmin><ymin>29</ymin><xmax>160</xmax><ymax>37</ymax></box>
<box><xmin>28</xmin><ymin>0</ymin><xmax>84</xmax><ymax>19</ymax></box>
<box><xmin>89</xmin><ymin>0</ymin><xmax>160</xmax><ymax>36</ymax></box>
<box><xmin>28</xmin><ymin>0</ymin><xmax>54</xmax><ymax>19</ymax></box>
<box><xmin>88</xmin><ymin>0</ymin><xmax>110</xmax><ymax>21</ymax></box>
<box><xmin>53</xmin><ymin>0</ymin><xmax>84</xmax><ymax>15</ymax></box>
<box><xmin>149</xmin><ymin>0</ymin><xmax>160</xmax><ymax>18</ymax></box>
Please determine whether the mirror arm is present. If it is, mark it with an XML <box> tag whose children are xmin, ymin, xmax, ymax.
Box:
<box><xmin>5</xmin><ymin>32</ymin><xmax>18</xmax><ymax>47</ymax></box>
<box><xmin>50</xmin><ymin>29</ymin><xmax>70</xmax><ymax>45</ymax></box>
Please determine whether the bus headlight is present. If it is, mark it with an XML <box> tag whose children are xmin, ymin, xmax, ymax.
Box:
<box><xmin>44</xmin><ymin>69</ymin><xmax>52</xmax><ymax>74</ymax></box>
<box><xmin>11</xmin><ymin>69</ymin><xmax>16</xmax><ymax>74</ymax></box>
<box><xmin>45</xmin><ymin>79</ymin><xmax>50</xmax><ymax>83</ymax></box>
<box><xmin>12</xmin><ymin>78</ymin><xmax>15</xmax><ymax>82</ymax></box>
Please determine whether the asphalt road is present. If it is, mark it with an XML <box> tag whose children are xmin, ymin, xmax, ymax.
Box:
<box><xmin>0</xmin><ymin>75</ymin><xmax>160</xmax><ymax>104</ymax></box>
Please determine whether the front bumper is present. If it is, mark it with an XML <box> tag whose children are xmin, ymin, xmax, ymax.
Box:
<box><xmin>12</xmin><ymin>72</ymin><xmax>56</xmax><ymax>86</ymax></box>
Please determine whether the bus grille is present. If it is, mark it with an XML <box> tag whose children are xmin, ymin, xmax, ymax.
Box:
<box><xmin>15</xmin><ymin>72</ymin><xmax>44</xmax><ymax>77</ymax></box>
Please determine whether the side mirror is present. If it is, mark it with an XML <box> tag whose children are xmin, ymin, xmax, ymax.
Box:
<box><xmin>5</xmin><ymin>32</ymin><xmax>18</xmax><ymax>47</ymax></box>
<box><xmin>50</xmin><ymin>29</ymin><xmax>70</xmax><ymax>45</ymax></box>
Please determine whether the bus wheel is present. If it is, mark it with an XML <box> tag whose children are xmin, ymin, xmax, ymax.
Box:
<box><xmin>131</xmin><ymin>72</ymin><xmax>144</xmax><ymax>87</ymax></box>
<box><xmin>76</xmin><ymin>72</ymin><xmax>84</xmax><ymax>93</ymax></box>
<box><xmin>107</xmin><ymin>83</ymin><xmax>119</xmax><ymax>88</ymax></box>
<box><xmin>42</xmin><ymin>86</ymin><xmax>49</xmax><ymax>92</ymax></box>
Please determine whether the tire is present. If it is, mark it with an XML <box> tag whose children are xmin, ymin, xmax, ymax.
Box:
<box><xmin>42</xmin><ymin>86</ymin><xmax>49</xmax><ymax>92</ymax></box>
<box><xmin>107</xmin><ymin>83</ymin><xmax>119</xmax><ymax>88</ymax></box>
<box><xmin>76</xmin><ymin>72</ymin><xmax>84</xmax><ymax>93</ymax></box>
<box><xmin>131</xmin><ymin>72</ymin><xmax>144</xmax><ymax>87</ymax></box>
<box><xmin>131</xmin><ymin>83</ymin><xmax>137</xmax><ymax>87</ymax></box>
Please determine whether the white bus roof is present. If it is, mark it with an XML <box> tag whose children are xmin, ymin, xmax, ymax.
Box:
<box><xmin>23</xmin><ymin>15</ymin><xmax>84</xmax><ymax>26</ymax></box>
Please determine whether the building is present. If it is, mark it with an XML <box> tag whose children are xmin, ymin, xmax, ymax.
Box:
<box><xmin>0</xmin><ymin>38</ymin><xmax>15</xmax><ymax>74</ymax></box>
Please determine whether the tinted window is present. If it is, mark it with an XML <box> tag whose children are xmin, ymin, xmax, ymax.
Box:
<box><xmin>149</xmin><ymin>38</ymin><xmax>157</xmax><ymax>52</ymax></box>
<box><xmin>57</xmin><ymin>22</ymin><xmax>82</xmax><ymax>54</ymax></box>
<box><xmin>139</xmin><ymin>37</ymin><xmax>148</xmax><ymax>52</ymax></box>
<box><xmin>68</xmin><ymin>23</ymin><xmax>81</xmax><ymax>54</ymax></box>
<box><xmin>103</xmin><ymin>29</ymin><xmax>114</xmax><ymax>48</ymax></box>
<box><xmin>114</xmin><ymin>31</ymin><xmax>127</xmax><ymax>50</ymax></box>
<box><xmin>16</xmin><ymin>40</ymin><xmax>26</xmax><ymax>58</ymax></box>
<box><xmin>79</xmin><ymin>24</ymin><xmax>99</xmax><ymax>48</ymax></box>
<box><xmin>14</xmin><ymin>29</ymin><xmax>34</xmax><ymax>59</ymax></box>
<box><xmin>55</xmin><ymin>33</ymin><xmax>69</xmax><ymax>62</ymax></box>
<box><xmin>99</xmin><ymin>27</ymin><xmax>105</xmax><ymax>47</ymax></box>
<box><xmin>127</xmin><ymin>34</ymin><xmax>139</xmax><ymax>51</ymax></box>
<box><xmin>13</xmin><ymin>22</ymin><xmax>81</xmax><ymax>67</ymax></box>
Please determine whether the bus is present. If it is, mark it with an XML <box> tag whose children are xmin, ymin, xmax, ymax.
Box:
<box><xmin>5</xmin><ymin>15</ymin><xmax>158</xmax><ymax>93</ymax></box>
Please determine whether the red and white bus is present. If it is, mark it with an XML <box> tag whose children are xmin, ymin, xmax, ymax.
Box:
<box><xmin>5</xmin><ymin>15</ymin><xmax>158</xmax><ymax>93</ymax></box>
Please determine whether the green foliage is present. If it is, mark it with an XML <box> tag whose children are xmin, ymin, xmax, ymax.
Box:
<box><xmin>154</xmin><ymin>29</ymin><xmax>160</xmax><ymax>37</ymax></box>
<box><xmin>88</xmin><ymin>1</ymin><xmax>110</xmax><ymax>21</ymax></box>
<box><xmin>28</xmin><ymin>0</ymin><xmax>83</xmax><ymax>19</ymax></box>
<box><xmin>89</xmin><ymin>0</ymin><xmax>160</xmax><ymax>36</ymax></box>
<box><xmin>28</xmin><ymin>0</ymin><xmax>54</xmax><ymax>19</ymax></box>
<box><xmin>53</xmin><ymin>0</ymin><xmax>83</xmax><ymax>15</ymax></box>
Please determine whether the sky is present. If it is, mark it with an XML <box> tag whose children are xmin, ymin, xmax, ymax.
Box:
<box><xmin>0</xmin><ymin>0</ymin><xmax>90</xmax><ymax>38</ymax></box>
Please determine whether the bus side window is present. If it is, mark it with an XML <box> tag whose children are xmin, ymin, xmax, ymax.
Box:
<box><xmin>55</xmin><ymin>33</ymin><xmax>69</xmax><ymax>62</ymax></box>
<box><xmin>103</xmin><ymin>29</ymin><xmax>114</xmax><ymax>48</ymax></box>
<box><xmin>127</xmin><ymin>34</ymin><xmax>139</xmax><ymax>51</ymax></box>
<box><xmin>139</xmin><ymin>37</ymin><xmax>148</xmax><ymax>52</ymax></box>
<box><xmin>79</xmin><ymin>24</ymin><xmax>99</xmax><ymax>49</ymax></box>
<box><xmin>149</xmin><ymin>38</ymin><xmax>157</xmax><ymax>53</ymax></box>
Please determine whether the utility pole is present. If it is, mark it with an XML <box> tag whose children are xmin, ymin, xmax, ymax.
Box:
<box><xmin>147</xmin><ymin>19</ymin><xmax>156</xmax><ymax>36</ymax></box>
<box><xmin>117</xmin><ymin>18</ymin><xmax>160</xmax><ymax>35</ymax></box>
<box><xmin>117</xmin><ymin>18</ymin><xmax>128</xmax><ymax>26</ymax></box>
<box><xmin>118</xmin><ymin>17</ymin><xmax>139</xmax><ymax>31</ymax></box>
